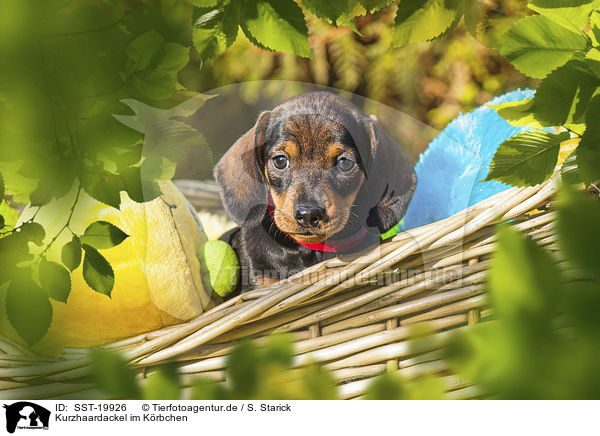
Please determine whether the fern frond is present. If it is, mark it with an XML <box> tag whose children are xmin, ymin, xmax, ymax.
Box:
<box><xmin>328</xmin><ymin>29</ymin><xmax>365</xmax><ymax>91</ymax></box>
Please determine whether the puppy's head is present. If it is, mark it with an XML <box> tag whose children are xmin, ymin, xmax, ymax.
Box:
<box><xmin>214</xmin><ymin>92</ymin><xmax>417</xmax><ymax>243</ymax></box>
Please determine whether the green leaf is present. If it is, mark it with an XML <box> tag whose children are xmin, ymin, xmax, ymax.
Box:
<box><xmin>153</xmin><ymin>43</ymin><xmax>190</xmax><ymax>73</ymax></box>
<box><xmin>560</xmin><ymin>150</ymin><xmax>582</xmax><ymax>186</ymax></box>
<box><xmin>302</xmin><ymin>0</ymin><xmax>349</xmax><ymax>23</ymax></box>
<box><xmin>563</xmin><ymin>123</ymin><xmax>587</xmax><ymax>136</ymax></box>
<box><xmin>127</xmin><ymin>30</ymin><xmax>164</xmax><ymax>72</ymax></box>
<box><xmin>0</xmin><ymin>162</ymin><xmax>38</xmax><ymax>204</ymax></box>
<box><xmin>529</xmin><ymin>0</ymin><xmax>596</xmax><ymax>31</ymax></box>
<box><xmin>406</xmin><ymin>374</ymin><xmax>446</xmax><ymax>400</ymax></box>
<box><xmin>226</xmin><ymin>340</ymin><xmax>260</xmax><ymax>399</ymax></box>
<box><xmin>359</xmin><ymin>0</ymin><xmax>395</xmax><ymax>13</ymax></box>
<box><xmin>335</xmin><ymin>2</ymin><xmax>369</xmax><ymax>29</ymax></box>
<box><xmin>0</xmin><ymin>201</ymin><xmax>19</xmax><ymax>232</ymax></box>
<box><xmin>495</xmin><ymin>15</ymin><xmax>589</xmax><ymax>78</ymax></box>
<box><xmin>80</xmin><ymin>170</ymin><xmax>124</xmax><ymax>209</ymax></box>
<box><xmin>6</xmin><ymin>271</ymin><xmax>53</xmax><ymax>346</ymax></box>
<box><xmin>300</xmin><ymin>363</ymin><xmax>338</xmax><ymax>400</ymax></box>
<box><xmin>241</xmin><ymin>0</ymin><xmax>312</xmax><ymax>58</ymax></box>
<box><xmin>590</xmin><ymin>11</ymin><xmax>600</xmax><ymax>46</ymax></box>
<box><xmin>82</xmin><ymin>244</ymin><xmax>115</xmax><ymax>296</ymax></box>
<box><xmin>484</xmin><ymin>130</ymin><xmax>569</xmax><ymax>186</ymax></box>
<box><xmin>392</xmin><ymin>0</ymin><xmax>463</xmax><ymax>47</ymax></box>
<box><xmin>193</xmin><ymin>1</ymin><xmax>241</xmax><ymax>61</ymax></box>
<box><xmin>81</xmin><ymin>221</ymin><xmax>129</xmax><ymax>249</ymax></box>
<box><xmin>577</xmin><ymin>94</ymin><xmax>600</xmax><ymax>184</ymax></box>
<box><xmin>134</xmin><ymin>70</ymin><xmax>176</xmax><ymax>101</ymax></box>
<box><xmin>190</xmin><ymin>378</ymin><xmax>231</xmax><ymax>400</ymax></box>
<box><xmin>143</xmin><ymin>364</ymin><xmax>181</xmax><ymax>400</ymax></box>
<box><xmin>585</xmin><ymin>47</ymin><xmax>600</xmax><ymax>77</ymax></box>
<box><xmin>0</xmin><ymin>172</ymin><xmax>4</xmax><ymax>200</ymax></box>
<box><xmin>133</xmin><ymin>42</ymin><xmax>189</xmax><ymax>100</ymax></box>
<box><xmin>29</xmin><ymin>180</ymin><xmax>53</xmax><ymax>207</ymax></box>
<box><xmin>262</xmin><ymin>334</ymin><xmax>294</xmax><ymax>368</ymax></box>
<box><xmin>463</xmin><ymin>0</ymin><xmax>483</xmax><ymax>40</ymax></box>
<box><xmin>489</xmin><ymin>225</ymin><xmax>560</xmax><ymax>322</ymax></box>
<box><xmin>187</xmin><ymin>0</ymin><xmax>218</xmax><ymax>6</ymax></box>
<box><xmin>39</xmin><ymin>259</ymin><xmax>71</xmax><ymax>303</ymax></box>
<box><xmin>577</xmin><ymin>146</ymin><xmax>600</xmax><ymax>185</ymax></box>
<box><xmin>90</xmin><ymin>349</ymin><xmax>140</xmax><ymax>399</ymax></box>
<box><xmin>112</xmin><ymin>144</ymin><xmax>143</xmax><ymax>170</ymax></box>
<box><xmin>61</xmin><ymin>236</ymin><xmax>82</xmax><ymax>272</ymax></box>
<box><xmin>365</xmin><ymin>371</ymin><xmax>406</xmax><ymax>399</ymax></box>
<box><xmin>118</xmin><ymin>165</ymin><xmax>162</xmax><ymax>204</ymax></box>
<box><xmin>531</xmin><ymin>60</ymin><xmax>600</xmax><ymax>126</ymax></box>
<box><xmin>557</xmin><ymin>188</ymin><xmax>600</xmax><ymax>279</ymax></box>
<box><xmin>580</xmin><ymin>94</ymin><xmax>600</xmax><ymax>150</ymax></box>
<box><xmin>0</xmin><ymin>230</ymin><xmax>36</xmax><ymax>285</ymax></box>
<box><xmin>488</xmin><ymin>98</ymin><xmax>552</xmax><ymax>129</ymax></box>
<box><xmin>19</xmin><ymin>222</ymin><xmax>45</xmax><ymax>246</ymax></box>
<box><xmin>129</xmin><ymin>34</ymin><xmax>189</xmax><ymax>100</ymax></box>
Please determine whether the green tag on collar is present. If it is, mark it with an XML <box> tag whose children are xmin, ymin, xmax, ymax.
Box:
<box><xmin>380</xmin><ymin>220</ymin><xmax>403</xmax><ymax>240</ymax></box>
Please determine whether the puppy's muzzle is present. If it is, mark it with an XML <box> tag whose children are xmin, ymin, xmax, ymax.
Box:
<box><xmin>294</xmin><ymin>204</ymin><xmax>327</xmax><ymax>228</ymax></box>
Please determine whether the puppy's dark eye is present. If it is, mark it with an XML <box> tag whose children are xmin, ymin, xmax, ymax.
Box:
<box><xmin>272</xmin><ymin>155</ymin><xmax>289</xmax><ymax>170</ymax></box>
<box><xmin>337</xmin><ymin>157</ymin><xmax>355</xmax><ymax>172</ymax></box>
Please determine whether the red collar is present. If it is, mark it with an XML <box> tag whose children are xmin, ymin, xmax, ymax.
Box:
<box><xmin>296</xmin><ymin>227</ymin><xmax>368</xmax><ymax>253</ymax></box>
<box><xmin>267</xmin><ymin>197</ymin><xmax>368</xmax><ymax>253</ymax></box>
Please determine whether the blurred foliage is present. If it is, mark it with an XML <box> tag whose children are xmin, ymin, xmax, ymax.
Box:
<box><xmin>90</xmin><ymin>334</ymin><xmax>341</xmax><ymax>400</ymax></box>
<box><xmin>192</xmin><ymin>335</ymin><xmax>339</xmax><ymax>400</ymax></box>
<box><xmin>447</xmin><ymin>187</ymin><xmax>600</xmax><ymax>399</ymax></box>
<box><xmin>90</xmin><ymin>332</ymin><xmax>448</xmax><ymax>400</ymax></box>
<box><xmin>0</xmin><ymin>0</ymin><xmax>204</xmax><ymax>345</ymax></box>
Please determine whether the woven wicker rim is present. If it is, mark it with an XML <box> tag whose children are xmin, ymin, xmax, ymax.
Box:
<box><xmin>0</xmin><ymin>174</ymin><xmax>564</xmax><ymax>400</ymax></box>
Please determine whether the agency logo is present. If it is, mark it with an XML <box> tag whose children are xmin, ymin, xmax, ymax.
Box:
<box><xmin>2</xmin><ymin>402</ymin><xmax>50</xmax><ymax>434</ymax></box>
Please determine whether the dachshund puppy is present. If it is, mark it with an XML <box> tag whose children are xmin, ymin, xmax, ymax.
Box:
<box><xmin>215</xmin><ymin>91</ymin><xmax>416</xmax><ymax>293</ymax></box>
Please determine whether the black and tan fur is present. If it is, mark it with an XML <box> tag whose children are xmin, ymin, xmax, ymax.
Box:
<box><xmin>214</xmin><ymin>91</ymin><xmax>416</xmax><ymax>293</ymax></box>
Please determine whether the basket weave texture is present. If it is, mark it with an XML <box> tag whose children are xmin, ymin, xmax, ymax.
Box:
<box><xmin>0</xmin><ymin>176</ymin><xmax>561</xmax><ymax>400</ymax></box>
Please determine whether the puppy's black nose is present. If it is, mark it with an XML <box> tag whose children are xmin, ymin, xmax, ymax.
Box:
<box><xmin>294</xmin><ymin>205</ymin><xmax>326</xmax><ymax>228</ymax></box>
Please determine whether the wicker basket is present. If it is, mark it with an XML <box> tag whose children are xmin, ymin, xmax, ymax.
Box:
<box><xmin>0</xmin><ymin>175</ymin><xmax>562</xmax><ymax>400</ymax></box>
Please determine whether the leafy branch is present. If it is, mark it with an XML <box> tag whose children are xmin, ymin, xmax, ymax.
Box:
<box><xmin>0</xmin><ymin>207</ymin><xmax>40</xmax><ymax>236</ymax></box>
<box><xmin>0</xmin><ymin>0</ymin><xmax>202</xmax><ymax>345</ymax></box>
<box><xmin>190</xmin><ymin>0</ymin><xmax>506</xmax><ymax>64</ymax></box>
<box><xmin>36</xmin><ymin>186</ymin><xmax>82</xmax><ymax>262</ymax></box>
<box><xmin>485</xmin><ymin>3</ymin><xmax>600</xmax><ymax>188</ymax></box>
<box><xmin>1</xmin><ymin>180</ymin><xmax>130</xmax><ymax>344</ymax></box>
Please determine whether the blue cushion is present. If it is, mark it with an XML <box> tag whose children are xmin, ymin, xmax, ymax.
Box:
<box><xmin>401</xmin><ymin>88</ymin><xmax>536</xmax><ymax>231</ymax></box>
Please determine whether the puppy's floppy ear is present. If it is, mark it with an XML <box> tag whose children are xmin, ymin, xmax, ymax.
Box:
<box><xmin>214</xmin><ymin>111</ymin><xmax>270</xmax><ymax>225</ymax></box>
<box><xmin>364</xmin><ymin>115</ymin><xmax>417</xmax><ymax>233</ymax></box>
